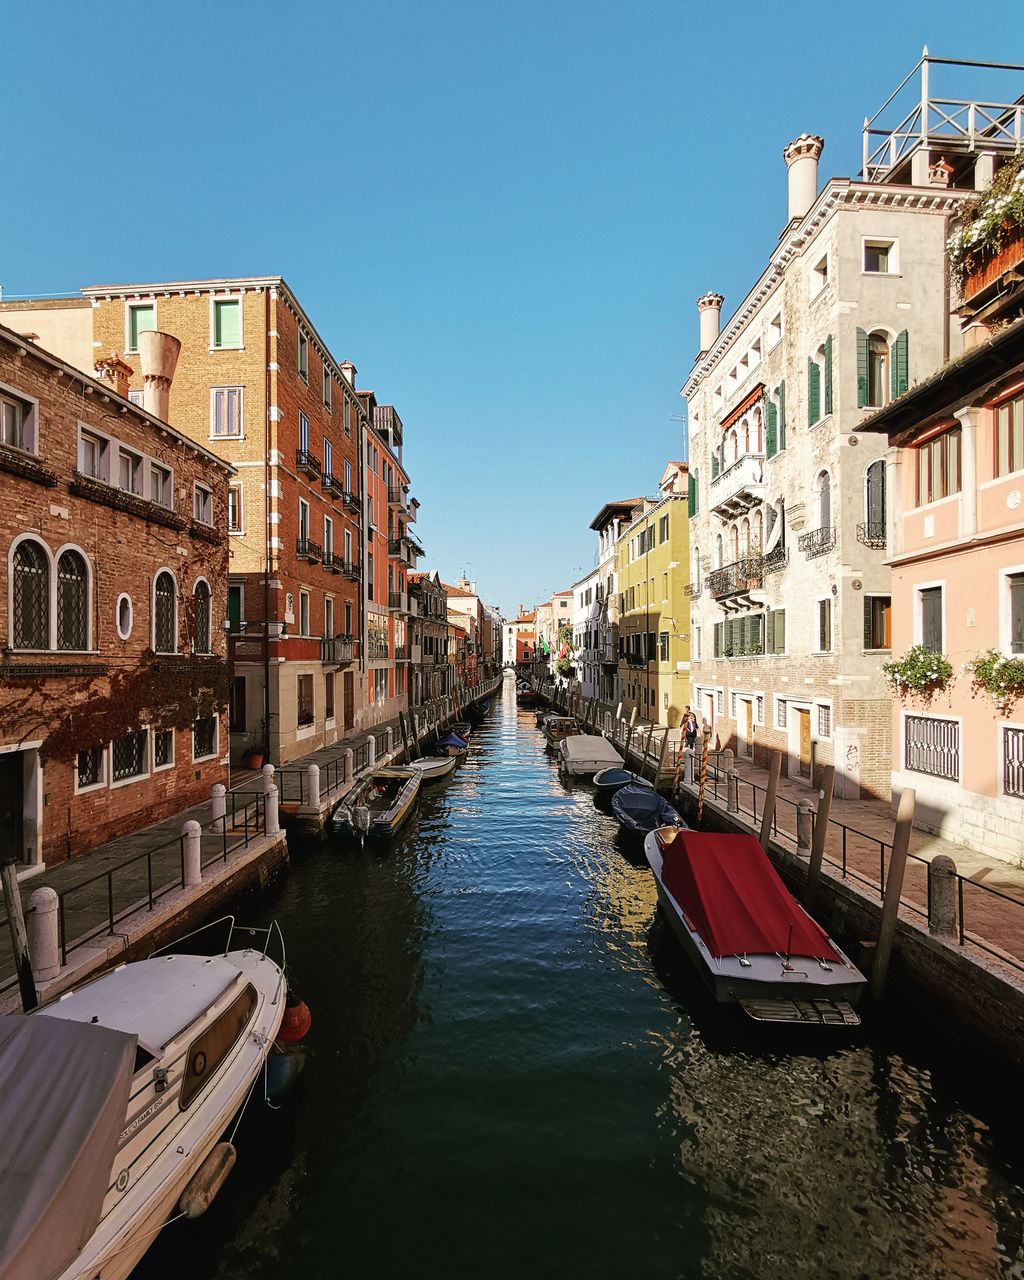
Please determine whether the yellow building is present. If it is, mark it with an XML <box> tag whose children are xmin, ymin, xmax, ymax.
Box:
<box><xmin>615</xmin><ymin>462</ymin><xmax>691</xmax><ymax>726</ymax></box>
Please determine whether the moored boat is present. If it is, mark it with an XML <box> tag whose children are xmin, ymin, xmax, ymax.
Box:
<box><xmin>431</xmin><ymin>730</ymin><xmax>469</xmax><ymax>757</ymax></box>
<box><xmin>558</xmin><ymin>734</ymin><xmax>624</xmax><ymax>778</ymax></box>
<box><xmin>0</xmin><ymin>921</ymin><xmax>290</xmax><ymax>1280</ymax></box>
<box><xmin>333</xmin><ymin>766</ymin><xmax>421</xmax><ymax>839</ymax></box>
<box><xmin>516</xmin><ymin>687</ymin><xmax>541</xmax><ymax>706</ymax></box>
<box><xmin>406</xmin><ymin>755</ymin><xmax>458</xmax><ymax>784</ymax></box>
<box><xmin>593</xmin><ymin>767</ymin><xmax>652</xmax><ymax>794</ymax></box>
<box><xmin>450</xmin><ymin>720</ymin><xmax>473</xmax><ymax>740</ymax></box>
<box><xmin>644</xmin><ymin>827</ymin><xmax>866</xmax><ymax>1025</ymax></box>
<box><xmin>611</xmin><ymin>783</ymin><xmax>684</xmax><ymax>836</ymax></box>
<box><xmin>542</xmin><ymin>715</ymin><xmax>582</xmax><ymax>746</ymax></box>
<box><xmin>466</xmin><ymin>699</ymin><xmax>490</xmax><ymax>722</ymax></box>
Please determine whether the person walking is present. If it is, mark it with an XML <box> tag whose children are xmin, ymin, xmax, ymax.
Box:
<box><xmin>684</xmin><ymin>713</ymin><xmax>698</xmax><ymax>752</ymax></box>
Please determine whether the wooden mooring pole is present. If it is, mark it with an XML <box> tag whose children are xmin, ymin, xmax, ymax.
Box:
<box><xmin>1</xmin><ymin>852</ymin><xmax>37</xmax><ymax>1012</ymax></box>
<box><xmin>803</xmin><ymin>764</ymin><xmax>835</xmax><ymax>913</ymax></box>
<box><xmin>870</xmin><ymin>787</ymin><xmax>916</xmax><ymax>1002</ymax></box>
<box><xmin>757</xmin><ymin>750</ymin><xmax>782</xmax><ymax>850</ymax></box>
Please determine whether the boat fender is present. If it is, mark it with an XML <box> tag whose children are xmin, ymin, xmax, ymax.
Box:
<box><xmin>266</xmin><ymin>1048</ymin><xmax>302</xmax><ymax>1104</ymax></box>
<box><xmin>278</xmin><ymin>992</ymin><xmax>312</xmax><ymax>1044</ymax></box>
<box><xmin>178</xmin><ymin>1142</ymin><xmax>236</xmax><ymax>1219</ymax></box>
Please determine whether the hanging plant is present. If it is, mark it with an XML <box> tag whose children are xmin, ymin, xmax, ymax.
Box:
<box><xmin>947</xmin><ymin>153</ymin><xmax>1024</xmax><ymax>290</ymax></box>
<box><xmin>882</xmin><ymin>646</ymin><xmax>954</xmax><ymax>704</ymax></box>
<box><xmin>556</xmin><ymin>657</ymin><xmax>573</xmax><ymax>677</ymax></box>
<box><xmin>964</xmin><ymin>649</ymin><xmax>1024</xmax><ymax>714</ymax></box>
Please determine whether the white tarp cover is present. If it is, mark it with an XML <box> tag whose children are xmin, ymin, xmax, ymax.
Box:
<box><xmin>0</xmin><ymin>1013</ymin><xmax>137</xmax><ymax>1280</ymax></box>
<box><xmin>559</xmin><ymin>735</ymin><xmax>624</xmax><ymax>769</ymax></box>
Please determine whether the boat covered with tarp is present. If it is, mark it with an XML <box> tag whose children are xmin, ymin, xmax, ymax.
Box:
<box><xmin>611</xmin><ymin>783</ymin><xmax>683</xmax><ymax>835</ymax></box>
<box><xmin>431</xmin><ymin>730</ymin><xmax>469</xmax><ymax>757</ymax></box>
<box><xmin>644</xmin><ymin>828</ymin><xmax>865</xmax><ymax>1025</ymax></box>
<box><xmin>558</xmin><ymin>735</ymin><xmax>623</xmax><ymax>777</ymax></box>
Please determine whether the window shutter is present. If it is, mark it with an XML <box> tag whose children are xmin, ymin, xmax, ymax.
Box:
<box><xmin>711</xmin><ymin>453</ymin><xmax>720</xmax><ymax>479</ymax></box>
<box><xmin>778</xmin><ymin>381</ymin><xmax>786</xmax><ymax>450</ymax></box>
<box><xmin>863</xmin><ymin>596</ymin><xmax>873</xmax><ymax>649</ymax></box>
<box><xmin>808</xmin><ymin>359</ymin><xmax>820</xmax><ymax>425</ymax></box>
<box><xmin>776</xmin><ymin>609</ymin><xmax>785</xmax><ymax>654</ymax></box>
<box><xmin>824</xmin><ymin>335</ymin><xmax>833</xmax><ymax>415</ymax></box>
<box><xmin>856</xmin><ymin>328</ymin><xmax>869</xmax><ymax>407</ymax></box>
<box><xmin>893</xmin><ymin>330</ymin><xmax>909</xmax><ymax>396</ymax></box>
<box><xmin>766</xmin><ymin>401</ymin><xmax>777</xmax><ymax>457</ymax></box>
<box><xmin>688</xmin><ymin>472</ymin><xmax>696</xmax><ymax>516</ymax></box>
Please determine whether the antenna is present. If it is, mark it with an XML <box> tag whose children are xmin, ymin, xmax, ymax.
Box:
<box><xmin>669</xmin><ymin>413</ymin><xmax>689</xmax><ymax>463</ymax></box>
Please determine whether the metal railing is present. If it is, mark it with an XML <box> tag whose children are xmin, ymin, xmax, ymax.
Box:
<box><xmin>905</xmin><ymin>714</ymin><xmax>960</xmax><ymax>781</ymax></box>
<box><xmin>708</xmin><ymin>556</ymin><xmax>763</xmax><ymax>599</ymax></box>
<box><xmin>321</xmin><ymin>472</ymin><xmax>344</xmax><ymax>498</ymax></box>
<box><xmin>296</xmin><ymin>449</ymin><xmax>321</xmax><ymax>478</ymax></box>
<box><xmin>342</xmin><ymin>489</ymin><xmax>361</xmax><ymax>512</ymax></box>
<box><xmin>797</xmin><ymin>526</ymin><xmax>836</xmax><ymax>558</ymax></box>
<box><xmin>296</xmin><ymin>537</ymin><xmax>323</xmax><ymax>562</ymax></box>
<box><xmin>856</xmin><ymin>521</ymin><xmax>887</xmax><ymax>549</ymax></box>
<box><xmin>1005</xmin><ymin>726</ymin><xmax>1024</xmax><ymax>798</ymax></box>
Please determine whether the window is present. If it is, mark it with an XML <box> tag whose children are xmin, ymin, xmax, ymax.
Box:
<box><xmin>117</xmin><ymin>448</ymin><xmax>143</xmax><ymax>495</ymax></box>
<box><xmin>920</xmin><ymin>586</ymin><xmax>943</xmax><ymax>653</ymax></box>
<box><xmin>917</xmin><ymin>428</ymin><xmax>961</xmax><ymax>505</ymax></box>
<box><xmin>811</xmin><ymin>254</ymin><xmax>828</xmax><ymax>296</ymax></box>
<box><xmin>180</xmin><ymin>984</ymin><xmax>257</xmax><ymax>1111</ymax></box>
<box><xmin>298</xmin><ymin>329</ymin><xmax>309</xmax><ymax>380</ymax></box>
<box><xmin>344</xmin><ymin>528</ymin><xmax>352</xmax><ymax>566</ymax></box>
<box><xmin>1004</xmin><ymin>725</ymin><xmax>1024</xmax><ymax>798</ymax></box>
<box><xmin>212</xmin><ymin>299</ymin><xmax>241</xmax><ymax>349</ymax></box>
<box><xmin>116</xmin><ymin>593</ymin><xmax>133</xmax><ymax>640</ymax></box>
<box><xmin>298</xmin><ymin>499</ymin><xmax>309</xmax><ymax>543</ymax></box>
<box><xmin>57</xmin><ymin>550</ymin><xmax>88</xmax><ymax>650</ymax></box>
<box><xmin>768</xmin><ymin>312</ymin><xmax>782</xmax><ymax>348</ymax></box>
<box><xmin>776</xmin><ymin>698</ymin><xmax>788</xmax><ymax>729</ymax></box>
<box><xmin>299</xmin><ymin>590</ymin><xmax>310</xmax><ymax>637</ymax></box>
<box><xmin>324</xmin><ymin>437</ymin><xmax>333</xmax><ymax>479</ymax></box>
<box><xmin>905</xmin><ymin>714</ymin><xmax>959</xmax><ymax>781</ymax></box>
<box><xmin>192</xmin><ymin>716</ymin><xmax>216</xmax><ymax>760</ymax></box>
<box><xmin>867</xmin><ymin>333</ymin><xmax>889</xmax><ymax>408</ymax></box>
<box><xmin>324</xmin><ymin>596</ymin><xmax>334</xmax><ymax>639</ymax></box>
<box><xmin>112</xmin><ymin>729</ymin><xmax>147</xmax><ymax>781</ymax></box>
<box><xmin>659</xmin><ymin>514</ymin><xmax>669</xmax><ymax>544</ymax></box>
<box><xmin>299</xmin><ymin>411</ymin><xmax>309</xmax><ymax>454</ymax></box>
<box><xmin>766</xmin><ymin>608</ymin><xmax>785</xmax><ymax>654</ymax></box>
<box><xmin>228</xmin><ymin>484</ymin><xmax>243</xmax><ymax>533</ymax></box>
<box><xmin>864</xmin><ymin>595</ymin><xmax>892</xmax><ymax>650</ymax></box>
<box><xmin>344</xmin><ymin>601</ymin><xmax>353</xmax><ymax>636</ymax></box>
<box><xmin>127</xmin><ymin>303</ymin><xmax>155</xmax><ymax>352</ymax></box>
<box><xmin>0</xmin><ymin>388</ymin><xmax>35</xmax><ymax>452</ymax></box>
<box><xmin>193</xmin><ymin>483</ymin><xmax>213</xmax><ymax>526</ymax></box>
<box><xmin>659</xmin><ymin>631</ymin><xmax>669</xmax><ymax>661</ymax></box>
<box><xmin>323</xmin><ymin>366</ymin><xmax>332</xmax><ymax>410</ymax></box>
<box><xmin>297</xmin><ymin>674</ymin><xmax>314</xmax><ymax>726</ymax></box>
<box><xmin>192</xmin><ymin>580</ymin><xmax>211</xmax><ymax>653</ymax></box>
<box><xmin>76</xmin><ymin>746</ymin><xmax>104</xmax><ymax>790</ymax></box>
<box><xmin>128</xmin><ymin>388</ymin><xmax>144</xmax><ymax>406</ymax></box>
<box><xmin>211</xmin><ymin>387</ymin><xmax>243</xmax><ymax>438</ymax></box>
<box><xmin>12</xmin><ymin>539</ymin><xmax>48</xmax><ymax>649</ymax></box>
<box><xmin>864</xmin><ymin>240</ymin><xmax>895</xmax><ymax>274</ymax></box>
<box><xmin>995</xmin><ymin>394</ymin><xmax>1024</xmax><ymax>477</ymax></box>
<box><xmin>817</xmin><ymin>704</ymin><xmax>832</xmax><ymax>737</ymax></box>
<box><xmin>344</xmin><ymin>460</ymin><xmax>353</xmax><ymax>496</ymax></box>
<box><xmin>818</xmin><ymin>470</ymin><xmax>832</xmax><ymax>529</ymax></box>
<box><xmin>324</xmin><ymin>516</ymin><xmax>333</xmax><ymax>560</ymax></box>
<box><xmin>1011</xmin><ymin>574</ymin><xmax>1024</xmax><ymax>655</ymax></box>
<box><xmin>818</xmin><ymin>598</ymin><xmax>832</xmax><ymax>652</ymax></box>
<box><xmin>367</xmin><ymin>552</ymin><xmax>374</xmax><ymax>601</ymax></box>
<box><xmin>150</xmin><ymin>463</ymin><xmax>172</xmax><ymax>508</ymax></box>
<box><xmin>325</xmin><ymin>672</ymin><xmax>335</xmax><ymax>719</ymax></box>
<box><xmin>154</xmin><ymin>571</ymin><xmax>176</xmax><ymax>652</ymax></box>
<box><xmin>154</xmin><ymin>729</ymin><xmax>174</xmax><ymax>769</ymax></box>
<box><xmin>79</xmin><ymin>429</ymin><xmax>109</xmax><ymax>481</ymax></box>
<box><xmin>228</xmin><ymin>584</ymin><xmax>243</xmax><ymax>633</ymax></box>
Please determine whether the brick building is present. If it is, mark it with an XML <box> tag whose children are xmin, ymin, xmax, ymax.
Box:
<box><xmin>408</xmin><ymin>571</ymin><xmax>450</xmax><ymax>707</ymax></box>
<box><xmin>0</xmin><ymin>323</ymin><xmax>232</xmax><ymax>867</ymax></box>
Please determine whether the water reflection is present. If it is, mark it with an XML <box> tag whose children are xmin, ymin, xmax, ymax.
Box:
<box><xmin>133</xmin><ymin>678</ymin><xmax>1023</xmax><ymax>1280</ymax></box>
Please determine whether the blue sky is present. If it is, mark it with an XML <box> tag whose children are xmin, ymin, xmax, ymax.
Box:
<box><xmin>3</xmin><ymin>2</ymin><xmax>1023</xmax><ymax>617</ymax></box>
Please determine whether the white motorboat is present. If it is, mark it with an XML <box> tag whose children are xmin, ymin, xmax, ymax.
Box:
<box><xmin>558</xmin><ymin>734</ymin><xmax>624</xmax><ymax>778</ymax></box>
<box><xmin>644</xmin><ymin>827</ymin><xmax>866</xmax><ymax>1026</ymax></box>
<box><xmin>406</xmin><ymin>755</ymin><xmax>458</xmax><ymax>784</ymax></box>
<box><xmin>0</xmin><ymin>920</ymin><xmax>288</xmax><ymax>1280</ymax></box>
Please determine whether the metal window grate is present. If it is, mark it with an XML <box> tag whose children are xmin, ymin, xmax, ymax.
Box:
<box><xmin>155</xmin><ymin>572</ymin><xmax>175</xmax><ymax>652</ymax></box>
<box><xmin>112</xmin><ymin>730</ymin><xmax>146</xmax><ymax>781</ymax></box>
<box><xmin>77</xmin><ymin>746</ymin><xmax>102</xmax><ymax>788</ymax></box>
<box><xmin>777</xmin><ymin>699</ymin><xmax>787</xmax><ymax>728</ymax></box>
<box><xmin>818</xmin><ymin>704</ymin><xmax>831</xmax><ymax>736</ymax></box>
<box><xmin>193</xmin><ymin>581</ymin><xmax>211</xmax><ymax>653</ymax></box>
<box><xmin>193</xmin><ymin>717</ymin><xmax>215</xmax><ymax>759</ymax></box>
<box><xmin>1005</xmin><ymin>726</ymin><xmax>1024</xmax><ymax>798</ymax></box>
<box><xmin>154</xmin><ymin>729</ymin><xmax>173</xmax><ymax>768</ymax></box>
<box><xmin>57</xmin><ymin>550</ymin><xmax>87</xmax><ymax>650</ymax></box>
<box><xmin>13</xmin><ymin>540</ymin><xmax>48</xmax><ymax>649</ymax></box>
<box><xmin>905</xmin><ymin>714</ymin><xmax>959</xmax><ymax>781</ymax></box>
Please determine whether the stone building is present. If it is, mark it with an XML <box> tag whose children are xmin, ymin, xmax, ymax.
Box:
<box><xmin>408</xmin><ymin>570</ymin><xmax>449</xmax><ymax>706</ymax></box>
<box><xmin>679</xmin><ymin>63</ymin><xmax>1005</xmax><ymax>798</ymax></box>
<box><xmin>571</xmin><ymin>566</ymin><xmax>602</xmax><ymax>699</ymax></box>
<box><xmin>0</xmin><ymin>323</ymin><xmax>232</xmax><ymax>866</ymax></box>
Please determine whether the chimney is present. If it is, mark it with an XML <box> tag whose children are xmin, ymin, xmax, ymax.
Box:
<box><xmin>138</xmin><ymin>330</ymin><xmax>181</xmax><ymax>422</ymax></box>
<box><xmin>339</xmin><ymin>360</ymin><xmax>356</xmax><ymax>387</ymax></box>
<box><xmin>696</xmin><ymin>292</ymin><xmax>724</xmax><ymax>354</ymax></box>
<box><xmin>783</xmin><ymin>134</ymin><xmax>824</xmax><ymax>224</ymax></box>
<box><xmin>93</xmin><ymin>352</ymin><xmax>133</xmax><ymax>400</ymax></box>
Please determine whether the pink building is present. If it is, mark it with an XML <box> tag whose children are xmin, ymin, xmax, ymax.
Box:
<box><xmin>860</xmin><ymin>318</ymin><xmax>1024</xmax><ymax>859</ymax></box>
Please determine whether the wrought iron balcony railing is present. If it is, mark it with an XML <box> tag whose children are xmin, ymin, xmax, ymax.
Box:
<box><xmin>341</xmin><ymin>558</ymin><xmax>361</xmax><ymax>581</ymax></box>
<box><xmin>342</xmin><ymin>489</ymin><xmax>361</xmax><ymax>512</ymax></box>
<box><xmin>708</xmin><ymin>556</ymin><xmax>763</xmax><ymax>599</ymax></box>
<box><xmin>857</xmin><ymin>521</ymin><xmax>887</xmax><ymax>550</ymax></box>
<box><xmin>762</xmin><ymin>545</ymin><xmax>789</xmax><ymax>575</ymax></box>
<box><xmin>797</xmin><ymin>526</ymin><xmax>836</xmax><ymax>559</ymax></box>
<box><xmin>321</xmin><ymin>472</ymin><xmax>344</xmax><ymax>498</ymax></box>
<box><xmin>296</xmin><ymin>537</ymin><xmax>323</xmax><ymax>562</ymax></box>
<box><xmin>684</xmin><ymin>580</ymin><xmax>702</xmax><ymax>598</ymax></box>
<box><xmin>296</xmin><ymin>449</ymin><xmax>321</xmax><ymax>479</ymax></box>
<box><xmin>323</xmin><ymin>552</ymin><xmax>345</xmax><ymax>573</ymax></box>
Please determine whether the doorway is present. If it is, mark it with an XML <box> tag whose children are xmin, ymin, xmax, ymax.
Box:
<box><xmin>739</xmin><ymin>699</ymin><xmax>754</xmax><ymax>758</ymax></box>
<box><xmin>343</xmin><ymin>671</ymin><xmax>355</xmax><ymax>732</ymax></box>
<box><xmin>797</xmin><ymin>709</ymin><xmax>812</xmax><ymax>779</ymax></box>
<box><xmin>0</xmin><ymin>753</ymin><xmax>24</xmax><ymax>864</ymax></box>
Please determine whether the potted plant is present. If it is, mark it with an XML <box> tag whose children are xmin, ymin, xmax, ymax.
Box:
<box><xmin>882</xmin><ymin>646</ymin><xmax>954</xmax><ymax>704</ymax></box>
<box><xmin>964</xmin><ymin>649</ymin><xmax>1024</xmax><ymax>714</ymax></box>
<box><xmin>242</xmin><ymin>719</ymin><xmax>269</xmax><ymax>769</ymax></box>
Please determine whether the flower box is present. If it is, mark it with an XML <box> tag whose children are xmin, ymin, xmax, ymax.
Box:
<box><xmin>961</xmin><ymin>226</ymin><xmax>1024</xmax><ymax>303</ymax></box>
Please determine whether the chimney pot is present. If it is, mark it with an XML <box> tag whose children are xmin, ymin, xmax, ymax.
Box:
<box><xmin>138</xmin><ymin>330</ymin><xmax>181</xmax><ymax>423</ymax></box>
<box><xmin>93</xmin><ymin>352</ymin><xmax>133</xmax><ymax>401</ymax></box>
<box><xmin>340</xmin><ymin>360</ymin><xmax>356</xmax><ymax>387</ymax></box>
<box><xmin>783</xmin><ymin>134</ymin><xmax>824</xmax><ymax>224</ymax></box>
<box><xmin>696</xmin><ymin>292</ymin><xmax>725</xmax><ymax>354</ymax></box>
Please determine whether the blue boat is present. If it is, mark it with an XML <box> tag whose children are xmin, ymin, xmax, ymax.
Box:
<box><xmin>611</xmin><ymin>783</ymin><xmax>684</xmax><ymax>837</ymax></box>
<box><xmin>593</xmin><ymin>767</ymin><xmax>653</xmax><ymax>795</ymax></box>
<box><xmin>431</xmin><ymin>730</ymin><xmax>469</xmax><ymax>757</ymax></box>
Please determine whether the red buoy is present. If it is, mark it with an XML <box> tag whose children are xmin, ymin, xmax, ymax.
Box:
<box><xmin>278</xmin><ymin>993</ymin><xmax>311</xmax><ymax>1044</ymax></box>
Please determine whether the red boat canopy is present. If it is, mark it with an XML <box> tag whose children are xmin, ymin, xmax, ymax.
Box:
<box><xmin>659</xmin><ymin>830</ymin><xmax>840</xmax><ymax>962</ymax></box>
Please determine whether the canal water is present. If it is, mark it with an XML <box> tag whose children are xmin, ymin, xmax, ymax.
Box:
<box><xmin>138</xmin><ymin>678</ymin><xmax>1024</xmax><ymax>1280</ymax></box>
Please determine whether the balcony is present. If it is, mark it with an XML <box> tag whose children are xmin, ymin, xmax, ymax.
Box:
<box><xmin>407</xmin><ymin>595</ymin><xmax>419</xmax><ymax>617</ymax></box>
<box><xmin>322</xmin><ymin>472</ymin><xmax>344</xmax><ymax>499</ymax></box>
<box><xmin>684</xmin><ymin>580</ymin><xmax>702</xmax><ymax>598</ymax></box>
<box><xmin>394</xmin><ymin>645</ymin><xmax>410</xmax><ymax>661</ymax></box>
<box><xmin>323</xmin><ymin>552</ymin><xmax>345</xmax><ymax>574</ymax></box>
<box><xmin>762</xmin><ymin>545</ymin><xmax>789</xmax><ymax>575</ymax></box>
<box><xmin>711</xmin><ymin>452</ymin><xmax>765</xmax><ymax>518</ymax></box>
<box><xmin>388</xmin><ymin>484</ymin><xmax>405</xmax><ymax>509</ymax></box>
<box><xmin>797</xmin><ymin>526</ymin><xmax>836</xmax><ymax>559</ymax></box>
<box><xmin>708</xmin><ymin>556</ymin><xmax>763</xmax><ymax>601</ymax></box>
<box><xmin>388</xmin><ymin>537</ymin><xmax>409</xmax><ymax>562</ymax></box>
<box><xmin>406</xmin><ymin>534</ymin><xmax>424</xmax><ymax>559</ymax></box>
<box><xmin>321</xmin><ymin>635</ymin><xmax>356</xmax><ymax>665</ymax></box>
<box><xmin>857</xmin><ymin>521</ymin><xmax>887</xmax><ymax>550</ymax></box>
<box><xmin>296</xmin><ymin>537</ymin><xmax>323</xmax><ymax>563</ymax></box>
<box><xmin>342</xmin><ymin>489</ymin><xmax>361</xmax><ymax>513</ymax></box>
<box><xmin>340</xmin><ymin>558</ymin><xmax>361</xmax><ymax>581</ymax></box>
<box><xmin>389</xmin><ymin>590</ymin><xmax>408</xmax><ymax>612</ymax></box>
<box><xmin>296</xmin><ymin>449</ymin><xmax>321</xmax><ymax>480</ymax></box>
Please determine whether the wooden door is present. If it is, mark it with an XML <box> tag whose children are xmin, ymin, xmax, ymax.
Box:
<box><xmin>798</xmin><ymin>710</ymin><xmax>812</xmax><ymax>778</ymax></box>
<box><xmin>744</xmin><ymin>700</ymin><xmax>754</xmax><ymax>757</ymax></box>
<box><xmin>0</xmin><ymin>753</ymin><xmax>24</xmax><ymax>863</ymax></box>
<box><xmin>343</xmin><ymin>672</ymin><xmax>355</xmax><ymax>731</ymax></box>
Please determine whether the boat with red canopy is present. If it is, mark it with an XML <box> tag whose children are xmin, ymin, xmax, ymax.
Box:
<box><xmin>644</xmin><ymin>827</ymin><xmax>865</xmax><ymax>1025</ymax></box>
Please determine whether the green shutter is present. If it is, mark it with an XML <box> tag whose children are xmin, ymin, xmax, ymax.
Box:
<box><xmin>808</xmin><ymin>359</ymin><xmax>820</xmax><ymax>425</ymax></box>
<box><xmin>776</xmin><ymin>609</ymin><xmax>785</xmax><ymax>654</ymax></box>
<box><xmin>766</xmin><ymin>401</ymin><xmax>777</xmax><ymax>457</ymax></box>
<box><xmin>129</xmin><ymin>304</ymin><xmax>155</xmax><ymax>350</ymax></box>
<box><xmin>893</xmin><ymin>330</ymin><xmax>909</xmax><ymax>396</ymax></box>
<box><xmin>824</xmin><ymin>335</ymin><xmax>833</xmax><ymax>416</ymax></box>
<box><xmin>856</xmin><ymin>328</ymin><xmax>869</xmax><ymax>407</ymax></box>
<box><xmin>215</xmin><ymin>300</ymin><xmax>241</xmax><ymax>348</ymax></box>
<box><xmin>714</xmin><ymin>621</ymin><xmax>723</xmax><ymax>657</ymax></box>
<box><xmin>778</xmin><ymin>381</ymin><xmax>786</xmax><ymax>451</ymax></box>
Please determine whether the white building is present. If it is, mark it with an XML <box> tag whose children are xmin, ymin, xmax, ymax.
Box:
<box><xmin>571</xmin><ymin>566</ymin><xmax>602</xmax><ymax>698</ymax></box>
<box><xmin>588</xmin><ymin>499</ymin><xmax>643</xmax><ymax>703</ymax></box>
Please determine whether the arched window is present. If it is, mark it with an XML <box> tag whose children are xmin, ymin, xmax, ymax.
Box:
<box><xmin>742</xmin><ymin>419</ymin><xmax>750</xmax><ymax>454</ymax></box>
<box><xmin>12</xmin><ymin>540</ymin><xmax>48</xmax><ymax>649</ymax></box>
<box><xmin>729</xmin><ymin>525</ymin><xmax>739</xmax><ymax>560</ymax></box>
<box><xmin>753</xmin><ymin>509</ymin><xmax>764</xmax><ymax>550</ymax></box>
<box><xmin>692</xmin><ymin>544</ymin><xmax>700</xmax><ymax>586</ymax></box>
<box><xmin>192</xmin><ymin>580</ymin><xmax>211</xmax><ymax>654</ymax></box>
<box><xmin>740</xmin><ymin>517</ymin><xmax>750</xmax><ymax>555</ymax></box>
<box><xmin>868</xmin><ymin>333</ymin><xmax>889</xmax><ymax>408</ymax></box>
<box><xmin>753</xmin><ymin>408</ymin><xmax>763</xmax><ymax>453</ymax></box>
<box><xmin>865</xmin><ymin>460</ymin><xmax>886</xmax><ymax>538</ymax></box>
<box><xmin>818</xmin><ymin>471</ymin><xmax>832</xmax><ymax>529</ymax></box>
<box><xmin>715</xmin><ymin>533</ymin><xmax>723</xmax><ymax>568</ymax></box>
<box><xmin>729</xmin><ymin>429</ymin><xmax>739</xmax><ymax>464</ymax></box>
<box><xmin>154</xmin><ymin>572</ymin><xmax>176</xmax><ymax>653</ymax></box>
<box><xmin>56</xmin><ymin>550</ymin><xmax>88</xmax><ymax>650</ymax></box>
